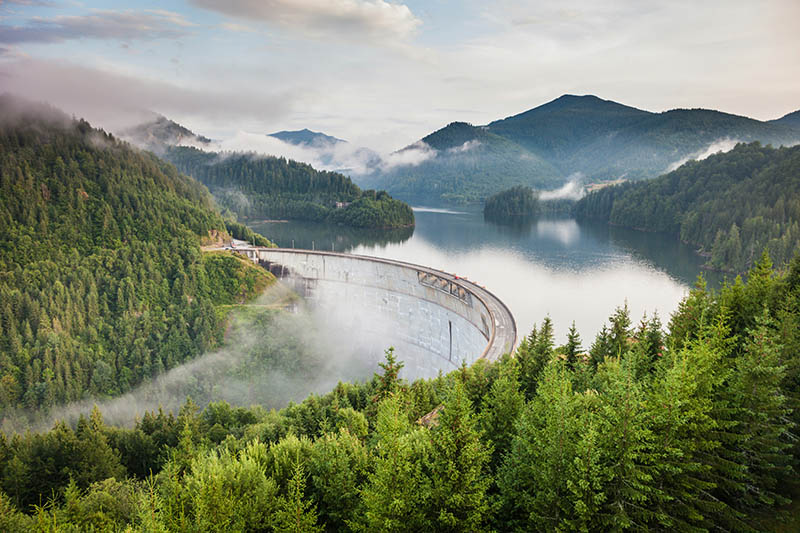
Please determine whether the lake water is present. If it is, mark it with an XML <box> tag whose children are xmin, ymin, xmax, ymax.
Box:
<box><xmin>250</xmin><ymin>207</ymin><xmax>724</xmax><ymax>348</ymax></box>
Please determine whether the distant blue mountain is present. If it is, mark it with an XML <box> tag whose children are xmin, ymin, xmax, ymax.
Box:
<box><xmin>268</xmin><ymin>128</ymin><xmax>346</xmax><ymax>146</ymax></box>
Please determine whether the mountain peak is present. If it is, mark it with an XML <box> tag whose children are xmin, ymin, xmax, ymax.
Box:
<box><xmin>268</xmin><ymin>129</ymin><xmax>346</xmax><ymax>146</ymax></box>
<box><xmin>119</xmin><ymin>114</ymin><xmax>211</xmax><ymax>152</ymax></box>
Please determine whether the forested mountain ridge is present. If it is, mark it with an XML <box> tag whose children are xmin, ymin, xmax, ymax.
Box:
<box><xmin>487</xmin><ymin>95</ymin><xmax>800</xmax><ymax>180</ymax></box>
<box><xmin>0</xmin><ymin>96</ymin><xmax>273</xmax><ymax>412</ymax></box>
<box><xmin>164</xmin><ymin>146</ymin><xmax>414</xmax><ymax>228</ymax></box>
<box><xmin>363</xmin><ymin>121</ymin><xmax>562</xmax><ymax>204</ymax></box>
<box><xmin>268</xmin><ymin>128</ymin><xmax>345</xmax><ymax>146</ymax></box>
<box><xmin>1</xmin><ymin>253</ymin><xmax>799</xmax><ymax>531</ymax></box>
<box><xmin>574</xmin><ymin>142</ymin><xmax>800</xmax><ymax>273</ymax></box>
<box><xmin>772</xmin><ymin>109</ymin><xmax>800</xmax><ymax>130</ymax></box>
<box><xmin>363</xmin><ymin>95</ymin><xmax>800</xmax><ymax>205</ymax></box>
<box><xmin>119</xmin><ymin>114</ymin><xmax>211</xmax><ymax>153</ymax></box>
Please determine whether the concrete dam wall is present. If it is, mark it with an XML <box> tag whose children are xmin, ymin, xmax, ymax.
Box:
<box><xmin>236</xmin><ymin>248</ymin><xmax>517</xmax><ymax>381</ymax></box>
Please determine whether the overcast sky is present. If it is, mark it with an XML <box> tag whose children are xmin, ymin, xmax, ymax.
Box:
<box><xmin>1</xmin><ymin>0</ymin><xmax>798</xmax><ymax>152</ymax></box>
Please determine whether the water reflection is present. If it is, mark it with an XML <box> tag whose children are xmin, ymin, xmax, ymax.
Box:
<box><xmin>249</xmin><ymin>220</ymin><xmax>414</xmax><ymax>253</ymax></box>
<box><xmin>249</xmin><ymin>208</ymin><xmax>722</xmax><ymax>347</ymax></box>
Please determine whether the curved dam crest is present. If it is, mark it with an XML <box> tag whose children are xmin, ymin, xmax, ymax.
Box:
<box><xmin>235</xmin><ymin>247</ymin><xmax>518</xmax><ymax>380</ymax></box>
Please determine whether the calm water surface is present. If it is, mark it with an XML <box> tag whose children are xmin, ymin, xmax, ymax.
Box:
<box><xmin>251</xmin><ymin>207</ymin><xmax>724</xmax><ymax>346</ymax></box>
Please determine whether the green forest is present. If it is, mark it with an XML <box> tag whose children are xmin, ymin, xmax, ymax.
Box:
<box><xmin>574</xmin><ymin>142</ymin><xmax>800</xmax><ymax>273</ymax></box>
<box><xmin>364</xmin><ymin>95</ymin><xmax>800</xmax><ymax>206</ymax></box>
<box><xmin>1</xmin><ymin>252</ymin><xmax>799</xmax><ymax>531</ymax></box>
<box><xmin>363</xmin><ymin>122</ymin><xmax>562</xmax><ymax>205</ymax></box>
<box><xmin>165</xmin><ymin>147</ymin><xmax>414</xmax><ymax>229</ymax></box>
<box><xmin>484</xmin><ymin>185</ymin><xmax>540</xmax><ymax>219</ymax></box>
<box><xmin>0</xmin><ymin>99</ymin><xmax>273</xmax><ymax>413</ymax></box>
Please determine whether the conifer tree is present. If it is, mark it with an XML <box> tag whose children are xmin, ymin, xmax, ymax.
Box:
<box><xmin>497</xmin><ymin>363</ymin><xmax>580</xmax><ymax>531</ymax></box>
<box><xmin>274</xmin><ymin>455</ymin><xmax>324</xmax><ymax>533</ymax></box>
<box><xmin>564</xmin><ymin>320</ymin><xmax>582</xmax><ymax>370</ymax></box>
<box><xmin>724</xmin><ymin>309</ymin><xmax>793</xmax><ymax>515</ymax></box>
<box><xmin>355</xmin><ymin>396</ymin><xmax>431</xmax><ymax>533</ymax></box>
<box><xmin>427</xmin><ymin>381</ymin><xmax>491</xmax><ymax>532</ymax></box>
<box><xmin>478</xmin><ymin>358</ymin><xmax>524</xmax><ymax>470</ymax></box>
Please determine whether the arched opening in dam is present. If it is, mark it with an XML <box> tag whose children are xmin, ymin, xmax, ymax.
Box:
<box><xmin>239</xmin><ymin>248</ymin><xmax>517</xmax><ymax>381</ymax></box>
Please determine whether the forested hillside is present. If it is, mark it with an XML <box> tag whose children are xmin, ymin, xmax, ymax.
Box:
<box><xmin>0</xmin><ymin>96</ymin><xmax>273</xmax><ymax>412</ymax></box>
<box><xmin>363</xmin><ymin>122</ymin><xmax>561</xmax><ymax>204</ymax></box>
<box><xmin>575</xmin><ymin>142</ymin><xmax>800</xmax><ymax>273</ymax></box>
<box><xmin>772</xmin><ymin>109</ymin><xmax>800</xmax><ymax>130</ymax></box>
<box><xmin>488</xmin><ymin>96</ymin><xmax>800</xmax><ymax>181</ymax></box>
<box><xmin>1</xmin><ymin>253</ymin><xmax>798</xmax><ymax>531</ymax></box>
<box><xmin>364</xmin><ymin>95</ymin><xmax>800</xmax><ymax>205</ymax></box>
<box><xmin>165</xmin><ymin>146</ymin><xmax>414</xmax><ymax>228</ymax></box>
<box><xmin>483</xmin><ymin>185</ymin><xmax>540</xmax><ymax>219</ymax></box>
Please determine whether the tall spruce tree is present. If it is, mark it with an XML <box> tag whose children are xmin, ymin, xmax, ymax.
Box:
<box><xmin>426</xmin><ymin>381</ymin><xmax>491</xmax><ymax>531</ymax></box>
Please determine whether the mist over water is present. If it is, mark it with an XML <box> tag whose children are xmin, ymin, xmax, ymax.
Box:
<box><xmin>9</xmin><ymin>208</ymin><xmax>724</xmax><ymax>432</ymax></box>
<box><xmin>252</xmin><ymin>207</ymin><xmax>724</xmax><ymax>346</ymax></box>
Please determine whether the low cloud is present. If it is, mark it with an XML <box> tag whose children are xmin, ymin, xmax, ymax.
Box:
<box><xmin>447</xmin><ymin>139</ymin><xmax>481</xmax><ymax>153</ymax></box>
<box><xmin>666</xmin><ymin>137</ymin><xmax>740</xmax><ymax>172</ymax></box>
<box><xmin>380</xmin><ymin>140</ymin><xmax>436</xmax><ymax>170</ymax></box>
<box><xmin>539</xmin><ymin>173</ymin><xmax>585</xmax><ymax>201</ymax></box>
<box><xmin>0</xmin><ymin>58</ymin><xmax>297</xmax><ymax>132</ymax></box>
<box><xmin>0</xmin><ymin>10</ymin><xmax>195</xmax><ymax>44</ymax></box>
<box><xmin>190</xmin><ymin>0</ymin><xmax>421</xmax><ymax>42</ymax></box>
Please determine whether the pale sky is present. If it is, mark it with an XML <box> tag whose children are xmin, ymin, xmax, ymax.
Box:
<box><xmin>1</xmin><ymin>0</ymin><xmax>798</xmax><ymax>153</ymax></box>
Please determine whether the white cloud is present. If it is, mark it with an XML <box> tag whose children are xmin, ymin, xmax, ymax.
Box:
<box><xmin>380</xmin><ymin>141</ymin><xmax>436</xmax><ymax>170</ymax></box>
<box><xmin>539</xmin><ymin>174</ymin><xmax>585</xmax><ymax>201</ymax></box>
<box><xmin>446</xmin><ymin>139</ymin><xmax>481</xmax><ymax>153</ymax></box>
<box><xmin>0</xmin><ymin>57</ymin><xmax>297</xmax><ymax>131</ymax></box>
<box><xmin>666</xmin><ymin>138</ymin><xmax>741</xmax><ymax>172</ymax></box>
<box><xmin>190</xmin><ymin>0</ymin><xmax>421</xmax><ymax>41</ymax></box>
<box><xmin>0</xmin><ymin>9</ymin><xmax>195</xmax><ymax>44</ymax></box>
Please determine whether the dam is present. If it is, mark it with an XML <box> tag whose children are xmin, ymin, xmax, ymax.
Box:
<box><xmin>232</xmin><ymin>247</ymin><xmax>517</xmax><ymax>380</ymax></box>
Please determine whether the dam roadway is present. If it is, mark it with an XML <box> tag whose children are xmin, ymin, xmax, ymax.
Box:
<box><xmin>228</xmin><ymin>247</ymin><xmax>518</xmax><ymax>375</ymax></box>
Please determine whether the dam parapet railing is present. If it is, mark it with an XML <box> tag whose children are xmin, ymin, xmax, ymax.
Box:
<box><xmin>222</xmin><ymin>246</ymin><xmax>517</xmax><ymax>377</ymax></box>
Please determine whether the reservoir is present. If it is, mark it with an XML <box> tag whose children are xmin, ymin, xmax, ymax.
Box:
<box><xmin>251</xmin><ymin>206</ymin><xmax>725</xmax><ymax>346</ymax></box>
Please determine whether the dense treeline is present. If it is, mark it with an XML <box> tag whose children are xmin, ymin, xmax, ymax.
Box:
<box><xmin>165</xmin><ymin>146</ymin><xmax>414</xmax><ymax>228</ymax></box>
<box><xmin>575</xmin><ymin>142</ymin><xmax>800</xmax><ymax>273</ymax></box>
<box><xmin>0</xmin><ymin>98</ymin><xmax>273</xmax><ymax>412</ymax></box>
<box><xmin>2</xmin><ymin>252</ymin><xmax>799</xmax><ymax>531</ymax></box>
<box><xmin>365</xmin><ymin>122</ymin><xmax>561</xmax><ymax>205</ymax></box>
<box><xmin>484</xmin><ymin>185</ymin><xmax>540</xmax><ymax>218</ymax></box>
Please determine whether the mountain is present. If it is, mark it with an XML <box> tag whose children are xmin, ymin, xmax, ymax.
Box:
<box><xmin>119</xmin><ymin>114</ymin><xmax>211</xmax><ymax>152</ymax></box>
<box><xmin>487</xmin><ymin>94</ymin><xmax>651</xmax><ymax>160</ymax></box>
<box><xmin>368</xmin><ymin>95</ymin><xmax>800</xmax><ymax>205</ymax></box>
<box><xmin>0</xmin><ymin>95</ymin><xmax>272</xmax><ymax>411</ymax></box>
<box><xmin>363</xmin><ymin>121</ymin><xmax>562</xmax><ymax>204</ymax></box>
<box><xmin>488</xmin><ymin>94</ymin><xmax>800</xmax><ymax>180</ymax></box>
<box><xmin>164</xmin><ymin>146</ymin><xmax>414</xmax><ymax>228</ymax></box>
<box><xmin>268</xmin><ymin>128</ymin><xmax>345</xmax><ymax>146</ymax></box>
<box><xmin>574</xmin><ymin>141</ymin><xmax>800</xmax><ymax>273</ymax></box>
<box><xmin>772</xmin><ymin>109</ymin><xmax>800</xmax><ymax>130</ymax></box>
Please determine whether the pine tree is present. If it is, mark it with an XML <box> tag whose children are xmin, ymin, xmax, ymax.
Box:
<box><xmin>564</xmin><ymin>320</ymin><xmax>583</xmax><ymax>370</ymax></box>
<box><xmin>497</xmin><ymin>363</ymin><xmax>580</xmax><ymax>531</ymax></box>
<box><xmin>723</xmin><ymin>308</ymin><xmax>793</xmax><ymax>518</ymax></box>
<box><xmin>427</xmin><ymin>381</ymin><xmax>491</xmax><ymax>532</ymax></box>
<box><xmin>355</xmin><ymin>396</ymin><xmax>431</xmax><ymax>532</ymax></box>
<box><xmin>478</xmin><ymin>358</ymin><xmax>524</xmax><ymax>470</ymax></box>
<box><xmin>274</xmin><ymin>455</ymin><xmax>324</xmax><ymax>533</ymax></box>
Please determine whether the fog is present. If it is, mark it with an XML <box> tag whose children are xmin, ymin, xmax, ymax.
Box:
<box><xmin>539</xmin><ymin>174</ymin><xmax>586</xmax><ymax>201</ymax></box>
<box><xmin>1</xmin><ymin>280</ymin><xmax>411</xmax><ymax>434</ymax></box>
<box><xmin>666</xmin><ymin>137</ymin><xmax>741</xmax><ymax>172</ymax></box>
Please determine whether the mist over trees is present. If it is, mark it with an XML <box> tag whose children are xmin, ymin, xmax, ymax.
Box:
<box><xmin>2</xmin><ymin>253</ymin><xmax>799</xmax><ymax>531</ymax></box>
<box><xmin>0</xmin><ymin>97</ymin><xmax>273</xmax><ymax>413</ymax></box>
<box><xmin>575</xmin><ymin>142</ymin><xmax>800</xmax><ymax>273</ymax></box>
<box><xmin>364</xmin><ymin>95</ymin><xmax>800</xmax><ymax>206</ymax></box>
<box><xmin>165</xmin><ymin>146</ymin><xmax>414</xmax><ymax>229</ymax></box>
